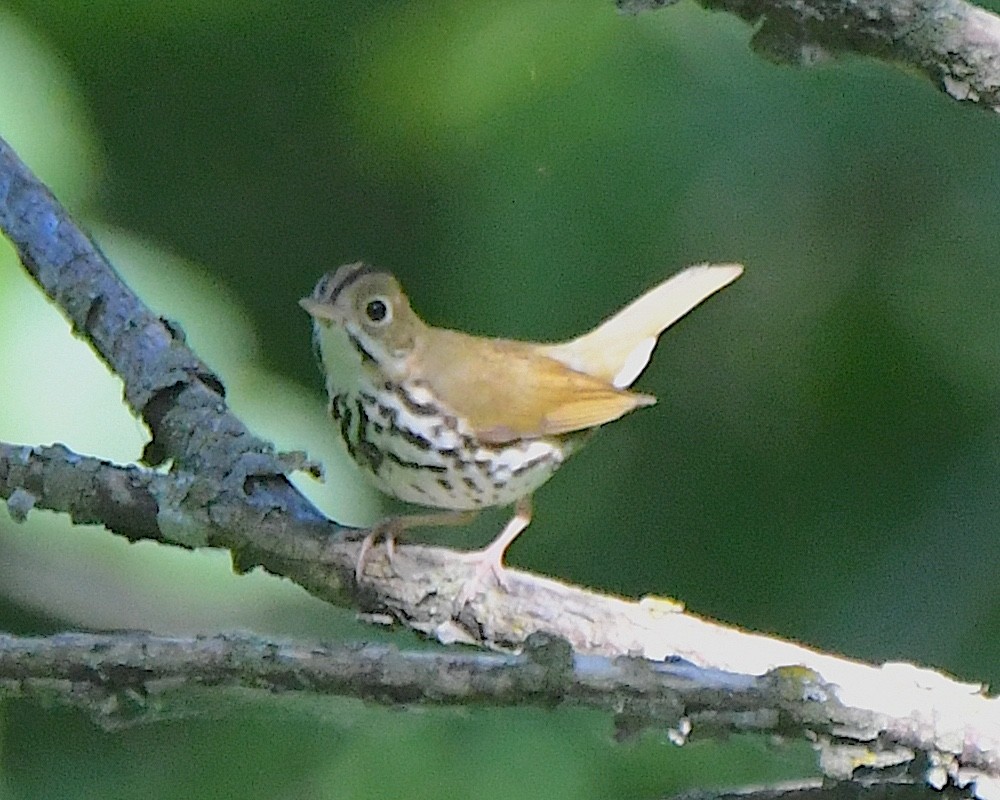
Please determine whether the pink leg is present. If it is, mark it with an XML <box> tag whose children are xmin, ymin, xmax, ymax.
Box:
<box><xmin>455</xmin><ymin>495</ymin><xmax>533</xmax><ymax>606</ymax></box>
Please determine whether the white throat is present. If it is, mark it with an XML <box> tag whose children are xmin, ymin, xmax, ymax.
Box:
<box><xmin>314</xmin><ymin>322</ymin><xmax>366</xmax><ymax>398</ymax></box>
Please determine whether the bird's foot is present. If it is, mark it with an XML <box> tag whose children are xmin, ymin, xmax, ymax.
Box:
<box><xmin>354</xmin><ymin>518</ymin><xmax>402</xmax><ymax>583</ymax></box>
<box><xmin>452</xmin><ymin>539</ymin><xmax>513</xmax><ymax>611</ymax></box>
<box><xmin>451</xmin><ymin>497</ymin><xmax>532</xmax><ymax>611</ymax></box>
<box><xmin>354</xmin><ymin>510</ymin><xmax>477</xmax><ymax>584</ymax></box>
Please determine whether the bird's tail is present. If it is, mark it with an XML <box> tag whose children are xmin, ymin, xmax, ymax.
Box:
<box><xmin>541</xmin><ymin>264</ymin><xmax>743</xmax><ymax>388</ymax></box>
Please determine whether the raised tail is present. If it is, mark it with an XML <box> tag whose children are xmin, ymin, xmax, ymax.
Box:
<box><xmin>541</xmin><ymin>264</ymin><xmax>743</xmax><ymax>388</ymax></box>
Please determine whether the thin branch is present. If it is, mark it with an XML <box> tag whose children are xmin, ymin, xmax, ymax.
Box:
<box><xmin>0</xmin><ymin>624</ymin><xmax>998</xmax><ymax>799</ymax></box>
<box><xmin>0</xmin><ymin>630</ymin><xmax>766</xmax><ymax>733</ymax></box>
<box><xmin>620</xmin><ymin>0</ymin><xmax>1000</xmax><ymax>113</ymax></box>
<box><xmin>667</xmin><ymin>781</ymin><xmax>973</xmax><ymax>800</ymax></box>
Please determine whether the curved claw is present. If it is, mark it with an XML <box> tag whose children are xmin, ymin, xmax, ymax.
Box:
<box><xmin>354</xmin><ymin>518</ymin><xmax>401</xmax><ymax>582</ymax></box>
<box><xmin>353</xmin><ymin>510</ymin><xmax>478</xmax><ymax>584</ymax></box>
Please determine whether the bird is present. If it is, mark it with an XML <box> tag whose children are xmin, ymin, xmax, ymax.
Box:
<box><xmin>301</xmin><ymin>261</ymin><xmax>742</xmax><ymax>598</ymax></box>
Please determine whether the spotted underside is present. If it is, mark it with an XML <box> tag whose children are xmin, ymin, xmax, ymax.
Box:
<box><xmin>331</xmin><ymin>379</ymin><xmax>585</xmax><ymax>510</ymax></box>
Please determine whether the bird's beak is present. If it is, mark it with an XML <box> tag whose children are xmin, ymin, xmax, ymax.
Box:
<box><xmin>299</xmin><ymin>296</ymin><xmax>338</xmax><ymax>321</ymax></box>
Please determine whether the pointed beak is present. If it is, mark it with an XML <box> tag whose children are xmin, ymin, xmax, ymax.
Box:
<box><xmin>299</xmin><ymin>296</ymin><xmax>338</xmax><ymax>321</ymax></box>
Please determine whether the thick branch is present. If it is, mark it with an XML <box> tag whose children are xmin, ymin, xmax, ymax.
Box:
<box><xmin>0</xmin><ymin>442</ymin><xmax>360</xmax><ymax>604</ymax></box>
<box><xmin>4</xmin><ymin>441</ymin><xmax>1000</xmax><ymax>793</ymax></box>
<box><xmin>622</xmin><ymin>0</ymin><xmax>1000</xmax><ymax>112</ymax></box>
<box><xmin>0</xmin><ymin>137</ymin><xmax>330</xmax><ymax>531</ymax></box>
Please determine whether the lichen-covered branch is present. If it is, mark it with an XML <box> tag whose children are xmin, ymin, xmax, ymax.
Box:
<box><xmin>0</xmin><ymin>441</ymin><xmax>357</xmax><ymax>606</ymax></box>
<box><xmin>0</xmin><ymin>442</ymin><xmax>166</xmax><ymax>539</ymax></box>
<box><xmin>0</xmin><ymin>624</ymin><xmax>998</xmax><ymax>797</ymax></box>
<box><xmin>0</xmin><ymin>137</ymin><xmax>331</xmax><ymax>529</ymax></box>
<box><xmin>620</xmin><ymin>0</ymin><xmax>1000</xmax><ymax>113</ymax></box>
<box><xmin>0</xmin><ymin>630</ymin><xmax>760</xmax><ymax>733</ymax></box>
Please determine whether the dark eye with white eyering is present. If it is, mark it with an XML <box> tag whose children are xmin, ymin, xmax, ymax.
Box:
<box><xmin>364</xmin><ymin>297</ymin><xmax>391</xmax><ymax>325</ymax></box>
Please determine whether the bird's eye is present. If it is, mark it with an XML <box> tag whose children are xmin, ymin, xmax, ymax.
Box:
<box><xmin>364</xmin><ymin>297</ymin><xmax>391</xmax><ymax>325</ymax></box>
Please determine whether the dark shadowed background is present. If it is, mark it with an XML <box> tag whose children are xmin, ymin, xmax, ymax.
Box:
<box><xmin>1</xmin><ymin>1</ymin><xmax>998</xmax><ymax>797</ymax></box>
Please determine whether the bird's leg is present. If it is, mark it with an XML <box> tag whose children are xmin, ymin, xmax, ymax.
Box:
<box><xmin>454</xmin><ymin>495</ymin><xmax>533</xmax><ymax>607</ymax></box>
<box><xmin>355</xmin><ymin>509</ymin><xmax>478</xmax><ymax>582</ymax></box>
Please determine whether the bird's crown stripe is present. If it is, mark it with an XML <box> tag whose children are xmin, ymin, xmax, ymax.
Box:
<box><xmin>320</xmin><ymin>262</ymin><xmax>376</xmax><ymax>305</ymax></box>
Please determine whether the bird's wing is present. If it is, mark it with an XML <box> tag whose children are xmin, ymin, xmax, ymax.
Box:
<box><xmin>419</xmin><ymin>333</ymin><xmax>653</xmax><ymax>444</ymax></box>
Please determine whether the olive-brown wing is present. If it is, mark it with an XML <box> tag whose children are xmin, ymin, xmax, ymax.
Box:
<box><xmin>417</xmin><ymin>331</ymin><xmax>654</xmax><ymax>444</ymax></box>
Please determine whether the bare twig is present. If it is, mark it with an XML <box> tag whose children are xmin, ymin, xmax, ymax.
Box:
<box><xmin>620</xmin><ymin>0</ymin><xmax>1000</xmax><ymax>113</ymax></box>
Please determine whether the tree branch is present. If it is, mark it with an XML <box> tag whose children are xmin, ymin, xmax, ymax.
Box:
<box><xmin>4</xmin><ymin>442</ymin><xmax>1000</xmax><ymax>793</ymax></box>
<box><xmin>0</xmin><ymin>630</ymin><xmax>761</xmax><ymax>733</ymax></box>
<box><xmin>2</xmin><ymin>108</ymin><xmax>999</xmax><ymax>798</ymax></box>
<box><xmin>0</xmin><ymin>136</ymin><xmax>332</xmax><ymax>527</ymax></box>
<box><xmin>620</xmin><ymin>0</ymin><xmax>1000</xmax><ymax>113</ymax></box>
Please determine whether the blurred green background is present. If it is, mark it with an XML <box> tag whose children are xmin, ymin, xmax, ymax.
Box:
<box><xmin>1</xmin><ymin>0</ymin><xmax>999</xmax><ymax>797</ymax></box>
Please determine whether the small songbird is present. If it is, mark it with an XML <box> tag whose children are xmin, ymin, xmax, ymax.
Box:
<box><xmin>301</xmin><ymin>262</ymin><xmax>742</xmax><ymax>595</ymax></box>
